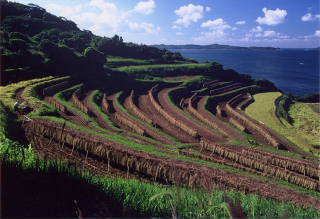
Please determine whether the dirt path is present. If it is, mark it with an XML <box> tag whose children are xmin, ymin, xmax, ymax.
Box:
<box><xmin>25</xmin><ymin>119</ymin><xmax>320</xmax><ymax>210</ymax></box>
<box><xmin>138</xmin><ymin>93</ymin><xmax>196</xmax><ymax>143</ymax></box>
<box><xmin>210</xmin><ymin>83</ymin><xmax>243</xmax><ymax>95</ymax></box>
<box><xmin>195</xmin><ymin>95</ymin><xmax>245</xmax><ymax>141</ymax></box>
<box><xmin>158</xmin><ymin>87</ymin><xmax>227</xmax><ymax>142</ymax></box>
<box><xmin>123</xmin><ymin>93</ymin><xmax>178</xmax><ymax>145</ymax></box>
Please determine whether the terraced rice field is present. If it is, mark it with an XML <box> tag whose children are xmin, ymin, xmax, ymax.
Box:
<box><xmin>2</xmin><ymin>75</ymin><xmax>320</xmax><ymax>211</ymax></box>
<box><xmin>246</xmin><ymin>92</ymin><xmax>320</xmax><ymax>156</ymax></box>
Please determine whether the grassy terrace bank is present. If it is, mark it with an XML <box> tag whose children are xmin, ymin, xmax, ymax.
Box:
<box><xmin>115</xmin><ymin>63</ymin><xmax>213</xmax><ymax>79</ymax></box>
<box><xmin>1</xmin><ymin>137</ymin><xmax>320</xmax><ymax>218</ymax></box>
<box><xmin>4</xmin><ymin>78</ymin><xmax>320</xmax><ymax>196</ymax></box>
<box><xmin>107</xmin><ymin>56</ymin><xmax>196</xmax><ymax>67</ymax></box>
<box><xmin>106</xmin><ymin>57</ymin><xmax>155</xmax><ymax>68</ymax></box>
<box><xmin>0</xmin><ymin>78</ymin><xmax>320</xmax><ymax>215</ymax></box>
<box><xmin>246</xmin><ymin>92</ymin><xmax>320</xmax><ymax>157</ymax></box>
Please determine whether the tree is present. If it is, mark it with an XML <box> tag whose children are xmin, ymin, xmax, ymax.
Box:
<box><xmin>33</xmin><ymin>28</ymin><xmax>61</xmax><ymax>43</ymax></box>
<box><xmin>84</xmin><ymin>47</ymin><xmax>106</xmax><ymax>65</ymax></box>
<box><xmin>9</xmin><ymin>31</ymin><xmax>28</xmax><ymax>41</ymax></box>
<box><xmin>210</xmin><ymin>62</ymin><xmax>223</xmax><ymax>71</ymax></box>
<box><xmin>39</xmin><ymin>39</ymin><xmax>58</xmax><ymax>55</ymax></box>
<box><xmin>9</xmin><ymin>38</ymin><xmax>28</xmax><ymax>52</ymax></box>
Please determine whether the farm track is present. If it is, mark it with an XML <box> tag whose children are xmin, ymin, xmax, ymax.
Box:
<box><xmin>207</xmin><ymin>81</ymin><xmax>232</xmax><ymax>89</ymax></box>
<box><xmin>61</xmin><ymin>88</ymin><xmax>320</xmax><ymax>190</ymax></box>
<box><xmin>27</xmin><ymin>128</ymin><xmax>158</xmax><ymax>183</ymax></box>
<box><xmin>123</xmin><ymin>93</ymin><xmax>177</xmax><ymax>146</ymax></box>
<box><xmin>55</xmin><ymin>88</ymin><xmax>319</xmax><ymax>185</ymax></box>
<box><xmin>202</xmin><ymin>80</ymin><xmax>221</xmax><ymax>88</ymax></box>
<box><xmin>65</xmin><ymin>90</ymin><xmax>320</xmax><ymax>190</ymax></box>
<box><xmin>49</xmin><ymin>96</ymin><xmax>95</xmax><ymax>130</ymax></box>
<box><xmin>80</xmin><ymin>91</ymin><xmax>172</xmax><ymax>151</ymax></box>
<box><xmin>181</xmin><ymin>147</ymin><xmax>277</xmax><ymax>177</ymax></box>
<box><xmin>196</xmin><ymin>95</ymin><xmax>246</xmax><ymax>141</ymax></box>
<box><xmin>200</xmin><ymin>140</ymin><xmax>319</xmax><ymax>190</ymax></box>
<box><xmin>83</xmin><ymin>91</ymin><xmax>122</xmax><ymax>133</ymax></box>
<box><xmin>216</xmin><ymin>101</ymin><xmax>274</xmax><ymax>146</ymax></box>
<box><xmin>158</xmin><ymin>87</ymin><xmax>228</xmax><ymax>143</ymax></box>
<box><xmin>24</xmin><ymin>118</ymin><xmax>320</xmax><ymax>210</ymax></box>
<box><xmin>138</xmin><ymin>93</ymin><xmax>196</xmax><ymax>143</ymax></box>
<box><xmin>11</xmin><ymin>77</ymin><xmax>320</xmax><ymax>211</ymax></box>
<box><xmin>210</xmin><ymin>83</ymin><xmax>243</xmax><ymax>96</ymax></box>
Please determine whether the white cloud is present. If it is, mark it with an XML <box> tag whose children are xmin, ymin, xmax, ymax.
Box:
<box><xmin>193</xmin><ymin>31</ymin><xmax>226</xmax><ymax>42</ymax></box>
<box><xmin>128</xmin><ymin>22</ymin><xmax>160</xmax><ymax>34</ymax></box>
<box><xmin>176</xmin><ymin>32</ymin><xmax>183</xmax><ymax>36</ymax></box>
<box><xmin>251</xmin><ymin>26</ymin><xmax>263</xmax><ymax>33</ymax></box>
<box><xmin>205</xmin><ymin>6</ymin><xmax>211</xmax><ymax>12</ymax></box>
<box><xmin>315</xmin><ymin>30</ymin><xmax>320</xmax><ymax>37</ymax></box>
<box><xmin>45</xmin><ymin>3</ymin><xmax>84</xmax><ymax>17</ymax></box>
<box><xmin>236</xmin><ymin>21</ymin><xmax>246</xmax><ymax>25</ymax></box>
<box><xmin>43</xmin><ymin>0</ymin><xmax>125</xmax><ymax>36</ymax></box>
<box><xmin>89</xmin><ymin>0</ymin><xmax>116</xmax><ymax>12</ymax></box>
<box><xmin>263</xmin><ymin>30</ymin><xmax>276</xmax><ymax>37</ymax></box>
<box><xmin>301</xmin><ymin>13</ymin><xmax>313</xmax><ymax>22</ymax></box>
<box><xmin>195</xmin><ymin>18</ymin><xmax>233</xmax><ymax>42</ymax></box>
<box><xmin>133</xmin><ymin>0</ymin><xmax>156</xmax><ymax>15</ymax></box>
<box><xmin>84</xmin><ymin>0</ymin><xmax>125</xmax><ymax>34</ymax></box>
<box><xmin>256</xmin><ymin>8</ymin><xmax>287</xmax><ymax>26</ymax></box>
<box><xmin>174</xmin><ymin>4</ymin><xmax>208</xmax><ymax>27</ymax></box>
<box><xmin>37</xmin><ymin>0</ymin><xmax>162</xmax><ymax>37</ymax></box>
<box><xmin>301</xmin><ymin>13</ymin><xmax>320</xmax><ymax>22</ymax></box>
<box><xmin>201</xmin><ymin>18</ymin><xmax>231</xmax><ymax>30</ymax></box>
<box><xmin>171</xmin><ymin>25</ymin><xmax>181</xmax><ymax>30</ymax></box>
<box><xmin>248</xmin><ymin>28</ymin><xmax>289</xmax><ymax>40</ymax></box>
<box><xmin>278</xmin><ymin>34</ymin><xmax>290</xmax><ymax>39</ymax></box>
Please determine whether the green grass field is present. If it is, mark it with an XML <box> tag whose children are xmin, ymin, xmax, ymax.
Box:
<box><xmin>106</xmin><ymin>56</ymin><xmax>155</xmax><ymax>68</ymax></box>
<box><xmin>116</xmin><ymin>63</ymin><xmax>211</xmax><ymax>73</ymax></box>
<box><xmin>246</xmin><ymin>92</ymin><xmax>319</xmax><ymax>156</ymax></box>
<box><xmin>289</xmin><ymin>103</ymin><xmax>320</xmax><ymax>151</ymax></box>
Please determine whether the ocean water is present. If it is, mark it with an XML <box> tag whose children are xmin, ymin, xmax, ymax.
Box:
<box><xmin>171</xmin><ymin>49</ymin><xmax>319</xmax><ymax>96</ymax></box>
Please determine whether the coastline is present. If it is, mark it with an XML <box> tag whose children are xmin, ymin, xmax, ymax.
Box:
<box><xmin>168</xmin><ymin>48</ymin><xmax>319</xmax><ymax>96</ymax></box>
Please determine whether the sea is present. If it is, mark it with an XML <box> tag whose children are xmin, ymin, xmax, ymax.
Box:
<box><xmin>170</xmin><ymin>49</ymin><xmax>319</xmax><ymax>96</ymax></box>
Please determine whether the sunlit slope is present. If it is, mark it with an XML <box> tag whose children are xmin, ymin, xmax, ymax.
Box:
<box><xmin>246</xmin><ymin>92</ymin><xmax>319</xmax><ymax>156</ymax></box>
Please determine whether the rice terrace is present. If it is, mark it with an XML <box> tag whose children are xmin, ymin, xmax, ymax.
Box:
<box><xmin>0</xmin><ymin>1</ymin><xmax>319</xmax><ymax>218</ymax></box>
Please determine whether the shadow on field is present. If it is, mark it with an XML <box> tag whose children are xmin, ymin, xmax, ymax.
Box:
<box><xmin>1</xmin><ymin>163</ymin><xmax>142</xmax><ymax>218</ymax></box>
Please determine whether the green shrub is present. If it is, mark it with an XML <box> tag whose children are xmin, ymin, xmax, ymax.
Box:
<box><xmin>84</xmin><ymin>47</ymin><xmax>106</xmax><ymax>65</ymax></box>
<box><xmin>8</xmin><ymin>38</ymin><xmax>28</xmax><ymax>52</ymax></box>
<box><xmin>9</xmin><ymin>31</ymin><xmax>29</xmax><ymax>41</ymax></box>
<box><xmin>0</xmin><ymin>101</ymin><xmax>10</xmax><ymax>138</ymax></box>
<box><xmin>295</xmin><ymin>93</ymin><xmax>320</xmax><ymax>103</ymax></box>
<box><xmin>275</xmin><ymin>94</ymin><xmax>294</xmax><ymax>124</ymax></box>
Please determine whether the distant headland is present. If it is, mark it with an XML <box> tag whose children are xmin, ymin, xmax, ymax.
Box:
<box><xmin>153</xmin><ymin>44</ymin><xmax>280</xmax><ymax>50</ymax></box>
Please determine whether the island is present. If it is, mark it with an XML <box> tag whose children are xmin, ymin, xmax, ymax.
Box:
<box><xmin>153</xmin><ymin>44</ymin><xmax>280</xmax><ymax>50</ymax></box>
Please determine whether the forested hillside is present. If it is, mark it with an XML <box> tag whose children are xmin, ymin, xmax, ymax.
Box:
<box><xmin>0</xmin><ymin>0</ymin><xmax>188</xmax><ymax>84</ymax></box>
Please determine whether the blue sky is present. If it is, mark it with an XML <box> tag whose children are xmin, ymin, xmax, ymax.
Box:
<box><xmin>10</xmin><ymin>0</ymin><xmax>320</xmax><ymax>47</ymax></box>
